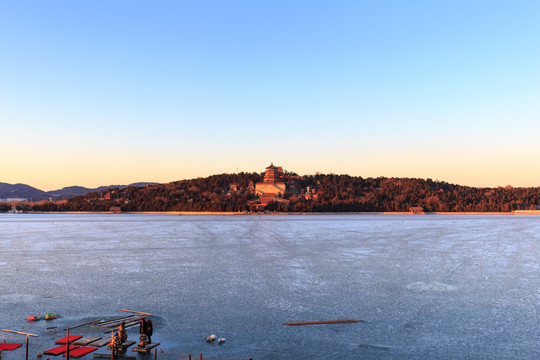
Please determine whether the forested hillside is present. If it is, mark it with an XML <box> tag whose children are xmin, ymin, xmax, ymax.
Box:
<box><xmin>15</xmin><ymin>172</ymin><xmax>540</xmax><ymax>213</ymax></box>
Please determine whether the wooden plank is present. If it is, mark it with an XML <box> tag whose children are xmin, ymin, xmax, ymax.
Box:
<box><xmin>90</xmin><ymin>337</ymin><xmax>113</xmax><ymax>347</ymax></box>
<box><xmin>93</xmin><ymin>353</ymin><xmax>136</xmax><ymax>359</ymax></box>
<box><xmin>101</xmin><ymin>314</ymin><xmax>137</xmax><ymax>322</ymax></box>
<box><xmin>73</xmin><ymin>336</ymin><xmax>102</xmax><ymax>346</ymax></box>
<box><xmin>110</xmin><ymin>340</ymin><xmax>136</xmax><ymax>350</ymax></box>
<box><xmin>132</xmin><ymin>342</ymin><xmax>160</xmax><ymax>352</ymax></box>
<box><xmin>283</xmin><ymin>319</ymin><xmax>362</xmax><ymax>326</ymax></box>
<box><xmin>101</xmin><ymin>319</ymin><xmax>139</xmax><ymax>329</ymax></box>
<box><xmin>121</xmin><ymin>309</ymin><xmax>152</xmax><ymax>316</ymax></box>
<box><xmin>96</xmin><ymin>315</ymin><xmax>136</xmax><ymax>326</ymax></box>
<box><xmin>105</xmin><ymin>320</ymin><xmax>141</xmax><ymax>333</ymax></box>
<box><xmin>66</xmin><ymin>319</ymin><xmax>103</xmax><ymax>330</ymax></box>
<box><xmin>104</xmin><ymin>317</ymin><xmax>141</xmax><ymax>328</ymax></box>
<box><xmin>107</xmin><ymin>340</ymin><xmax>136</xmax><ymax>352</ymax></box>
<box><xmin>96</xmin><ymin>315</ymin><xmax>137</xmax><ymax>327</ymax></box>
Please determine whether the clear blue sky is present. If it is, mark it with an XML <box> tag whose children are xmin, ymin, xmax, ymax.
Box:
<box><xmin>1</xmin><ymin>1</ymin><xmax>539</xmax><ymax>190</ymax></box>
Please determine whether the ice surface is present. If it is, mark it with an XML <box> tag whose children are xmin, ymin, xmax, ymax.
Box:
<box><xmin>0</xmin><ymin>214</ymin><xmax>539</xmax><ymax>359</ymax></box>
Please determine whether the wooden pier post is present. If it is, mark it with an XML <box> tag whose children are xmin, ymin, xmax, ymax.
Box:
<box><xmin>65</xmin><ymin>326</ymin><xmax>70</xmax><ymax>360</ymax></box>
<box><xmin>110</xmin><ymin>330</ymin><xmax>114</xmax><ymax>360</ymax></box>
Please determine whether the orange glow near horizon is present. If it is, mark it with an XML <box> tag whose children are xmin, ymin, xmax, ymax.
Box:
<box><xmin>4</xmin><ymin>149</ymin><xmax>540</xmax><ymax>191</ymax></box>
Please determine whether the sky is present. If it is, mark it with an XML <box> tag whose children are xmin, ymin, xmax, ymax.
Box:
<box><xmin>1</xmin><ymin>1</ymin><xmax>539</xmax><ymax>191</ymax></box>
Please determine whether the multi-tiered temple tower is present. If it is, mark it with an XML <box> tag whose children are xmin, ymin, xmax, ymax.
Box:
<box><xmin>255</xmin><ymin>163</ymin><xmax>286</xmax><ymax>204</ymax></box>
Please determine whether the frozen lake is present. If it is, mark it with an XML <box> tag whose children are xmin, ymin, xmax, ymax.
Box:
<box><xmin>0</xmin><ymin>214</ymin><xmax>539</xmax><ymax>359</ymax></box>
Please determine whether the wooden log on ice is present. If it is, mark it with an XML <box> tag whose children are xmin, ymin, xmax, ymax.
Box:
<box><xmin>283</xmin><ymin>319</ymin><xmax>363</xmax><ymax>326</ymax></box>
<box><xmin>1</xmin><ymin>329</ymin><xmax>38</xmax><ymax>337</ymax></box>
<box><xmin>120</xmin><ymin>309</ymin><xmax>152</xmax><ymax>316</ymax></box>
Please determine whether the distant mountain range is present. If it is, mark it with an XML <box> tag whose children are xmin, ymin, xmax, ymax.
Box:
<box><xmin>0</xmin><ymin>182</ymin><xmax>156</xmax><ymax>202</ymax></box>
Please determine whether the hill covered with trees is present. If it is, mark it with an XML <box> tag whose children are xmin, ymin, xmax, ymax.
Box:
<box><xmin>14</xmin><ymin>171</ymin><xmax>540</xmax><ymax>213</ymax></box>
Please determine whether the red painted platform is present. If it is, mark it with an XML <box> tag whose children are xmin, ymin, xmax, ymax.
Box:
<box><xmin>55</xmin><ymin>335</ymin><xmax>83</xmax><ymax>344</ymax></box>
<box><xmin>69</xmin><ymin>346</ymin><xmax>98</xmax><ymax>358</ymax></box>
<box><xmin>44</xmin><ymin>344</ymin><xmax>80</xmax><ymax>355</ymax></box>
<box><xmin>0</xmin><ymin>343</ymin><xmax>22</xmax><ymax>350</ymax></box>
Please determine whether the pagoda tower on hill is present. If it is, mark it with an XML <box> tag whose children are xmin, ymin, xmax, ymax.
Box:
<box><xmin>256</xmin><ymin>163</ymin><xmax>286</xmax><ymax>205</ymax></box>
<box><xmin>263</xmin><ymin>163</ymin><xmax>284</xmax><ymax>184</ymax></box>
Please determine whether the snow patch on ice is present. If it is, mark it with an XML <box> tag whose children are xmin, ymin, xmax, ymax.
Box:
<box><xmin>0</xmin><ymin>294</ymin><xmax>36</xmax><ymax>302</ymax></box>
<box><xmin>406</xmin><ymin>281</ymin><xmax>457</xmax><ymax>292</ymax></box>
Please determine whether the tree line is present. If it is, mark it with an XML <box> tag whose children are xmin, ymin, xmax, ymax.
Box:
<box><xmin>6</xmin><ymin>172</ymin><xmax>540</xmax><ymax>213</ymax></box>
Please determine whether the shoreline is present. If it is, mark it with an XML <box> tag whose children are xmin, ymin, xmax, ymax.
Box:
<box><xmin>4</xmin><ymin>210</ymin><xmax>540</xmax><ymax>216</ymax></box>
